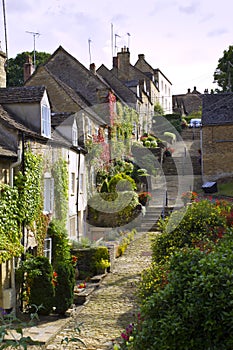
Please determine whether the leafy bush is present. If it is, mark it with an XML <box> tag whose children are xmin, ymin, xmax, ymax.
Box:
<box><xmin>21</xmin><ymin>256</ymin><xmax>54</xmax><ymax>315</ymax></box>
<box><xmin>108</xmin><ymin>173</ymin><xmax>136</xmax><ymax>192</ymax></box>
<box><xmin>134</xmin><ymin>233</ymin><xmax>233</xmax><ymax>349</ymax></box>
<box><xmin>54</xmin><ymin>261</ymin><xmax>75</xmax><ymax>315</ymax></box>
<box><xmin>163</xmin><ymin>131</ymin><xmax>176</xmax><ymax>143</ymax></box>
<box><xmin>152</xmin><ymin>200</ymin><xmax>227</xmax><ymax>263</ymax></box>
<box><xmin>100</xmin><ymin>179</ymin><xmax>109</xmax><ymax>193</ymax></box>
<box><xmin>92</xmin><ymin>246</ymin><xmax>110</xmax><ymax>274</ymax></box>
<box><xmin>47</xmin><ymin>219</ymin><xmax>71</xmax><ymax>267</ymax></box>
<box><xmin>87</xmin><ymin>191</ymin><xmax>140</xmax><ymax>227</ymax></box>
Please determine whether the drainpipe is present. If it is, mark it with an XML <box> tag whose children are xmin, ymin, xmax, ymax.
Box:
<box><xmin>9</xmin><ymin>145</ymin><xmax>22</xmax><ymax>187</ymax></box>
<box><xmin>76</xmin><ymin>148</ymin><xmax>81</xmax><ymax>241</ymax></box>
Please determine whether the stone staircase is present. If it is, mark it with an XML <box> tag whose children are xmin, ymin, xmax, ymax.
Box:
<box><xmin>138</xmin><ymin>205</ymin><xmax>163</xmax><ymax>232</ymax></box>
<box><xmin>137</xmin><ymin>128</ymin><xmax>203</xmax><ymax>231</ymax></box>
<box><xmin>138</xmin><ymin>205</ymin><xmax>175</xmax><ymax>232</ymax></box>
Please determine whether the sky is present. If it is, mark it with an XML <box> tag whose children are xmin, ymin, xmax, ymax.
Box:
<box><xmin>1</xmin><ymin>0</ymin><xmax>233</xmax><ymax>94</ymax></box>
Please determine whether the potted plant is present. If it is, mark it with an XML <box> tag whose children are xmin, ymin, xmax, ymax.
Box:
<box><xmin>95</xmin><ymin>258</ymin><xmax>110</xmax><ymax>275</ymax></box>
<box><xmin>164</xmin><ymin>147</ymin><xmax>175</xmax><ymax>157</ymax></box>
<box><xmin>181</xmin><ymin>191</ymin><xmax>198</xmax><ymax>205</ymax></box>
<box><xmin>138</xmin><ymin>192</ymin><xmax>152</xmax><ymax>206</ymax></box>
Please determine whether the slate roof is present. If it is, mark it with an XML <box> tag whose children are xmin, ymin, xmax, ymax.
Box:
<box><xmin>51</xmin><ymin>112</ymin><xmax>75</xmax><ymax>127</ymax></box>
<box><xmin>202</xmin><ymin>93</ymin><xmax>233</xmax><ymax>126</ymax></box>
<box><xmin>0</xmin><ymin>86</ymin><xmax>46</xmax><ymax>104</ymax></box>
<box><xmin>134</xmin><ymin>56</ymin><xmax>172</xmax><ymax>86</ymax></box>
<box><xmin>26</xmin><ymin>47</ymin><xmax>109</xmax><ymax>125</ymax></box>
<box><xmin>97</xmin><ymin>64</ymin><xmax>137</xmax><ymax>105</ymax></box>
<box><xmin>0</xmin><ymin>147</ymin><xmax>17</xmax><ymax>158</ymax></box>
<box><xmin>42</xmin><ymin>46</ymin><xmax>110</xmax><ymax>107</ymax></box>
<box><xmin>172</xmin><ymin>90</ymin><xmax>202</xmax><ymax>116</ymax></box>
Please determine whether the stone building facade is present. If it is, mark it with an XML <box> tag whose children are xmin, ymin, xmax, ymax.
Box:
<box><xmin>202</xmin><ymin>93</ymin><xmax>233</xmax><ymax>181</ymax></box>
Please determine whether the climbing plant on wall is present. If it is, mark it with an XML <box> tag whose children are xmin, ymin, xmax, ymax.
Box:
<box><xmin>15</xmin><ymin>146</ymin><xmax>43</xmax><ymax>226</ymax></box>
<box><xmin>0</xmin><ymin>184</ymin><xmax>22</xmax><ymax>263</ymax></box>
<box><xmin>52</xmin><ymin>157</ymin><xmax>69</xmax><ymax>224</ymax></box>
<box><xmin>0</xmin><ymin>146</ymin><xmax>44</xmax><ymax>262</ymax></box>
<box><xmin>111</xmin><ymin>102</ymin><xmax>139</xmax><ymax>159</ymax></box>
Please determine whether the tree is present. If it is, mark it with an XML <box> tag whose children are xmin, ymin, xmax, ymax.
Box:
<box><xmin>6</xmin><ymin>51</ymin><xmax>51</xmax><ymax>87</ymax></box>
<box><xmin>213</xmin><ymin>45</ymin><xmax>233</xmax><ymax>92</ymax></box>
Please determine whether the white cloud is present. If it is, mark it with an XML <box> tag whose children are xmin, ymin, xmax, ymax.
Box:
<box><xmin>1</xmin><ymin>0</ymin><xmax>233</xmax><ymax>94</ymax></box>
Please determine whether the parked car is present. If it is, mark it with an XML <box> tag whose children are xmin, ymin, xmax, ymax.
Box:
<box><xmin>189</xmin><ymin>118</ymin><xmax>202</xmax><ymax>128</ymax></box>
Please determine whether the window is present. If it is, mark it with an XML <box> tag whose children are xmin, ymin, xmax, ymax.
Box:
<box><xmin>105</xmin><ymin>128</ymin><xmax>109</xmax><ymax>143</ymax></box>
<box><xmin>79</xmin><ymin>173</ymin><xmax>84</xmax><ymax>193</ymax></box>
<box><xmin>41</xmin><ymin>104</ymin><xmax>51</xmax><ymax>137</ymax></box>
<box><xmin>72</xmin><ymin>124</ymin><xmax>78</xmax><ymax>146</ymax></box>
<box><xmin>44</xmin><ymin>238</ymin><xmax>52</xmax><ymax>263</ymax></box>
<box><xmin>161</xmin><ymin>80</ymin><xmax>164</xmax><ymax>91</ymax></box>
<box><xmin>71</xmin><ymin>172</ymin><xmax>76</xmax><ymax>194</ymax></box>
<box><xmin>43</xmin><ymin>173</ymin><xmax>54</xmax><ymax>213</ymax></box>
<box><xmin>87</xmin><ymin>118</ymin><xmax>92</xmax><ymax>136</ymax></box>
<box><xmin>70</xmin><ymin>217</ymin><xmax>76</xmax><ymax>238</ymax></box>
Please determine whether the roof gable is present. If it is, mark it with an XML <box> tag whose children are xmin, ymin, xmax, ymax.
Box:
<box><xmin>0</xmin><ymin>86</ymin><xmax>46</xmax><ymax>104</ymax></box>
<box><xmin>42</xmin><ymin>46</ymin><xmax>110</xmax><ymax>106</ymax></box>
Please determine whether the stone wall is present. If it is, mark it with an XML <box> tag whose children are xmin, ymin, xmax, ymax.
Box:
<box><xmin>202</xmin><ymin>125</ymin><xmax>233</xmax><ymax>181</ymax></box>
<box><xmin>0</xmin><ymin>51</ymin><xmax>6</xmax><ymax>88</ymax></box>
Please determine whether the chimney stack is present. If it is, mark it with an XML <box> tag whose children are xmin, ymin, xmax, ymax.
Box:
<box><xmin>138</xmin><ymin>54</ymin><xmax>145</xmax><ymax>60</ymax></box>
<box><xmin>24</xmin><ymin>55</ymin><xmax>34</xmax><ymax>82</ymax></box>
<box><xmin>113</xmin><ymin>56</ymin><xmax>118</xmax><ymax>68</ymax></box>
<box><xmin>0</xmin><ymin>50</ymin><xmax>7</xmax><ymax>87</ymax></box>
<box><xmin>117</xmin><ymin>46</ymin><xmax>130</xmax><ymax>81</ymax></box>
<box><xmin>90</xmin><ymin>63</ymin><xmax>96</xmax><ymax>74</ymax></box>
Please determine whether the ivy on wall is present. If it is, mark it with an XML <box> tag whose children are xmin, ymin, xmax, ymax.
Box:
<box><xmin>0</xmin><ymin>184</ymin><xmax>23</xmax><ymax>263</ymax></box>
<box><xmin>0</xmin><ymin>146</ymin><xmax>44</xmax><ymax>263</ymax></box>
<box><xmin>15</xmin><ymin>146</ymin><xmax>43</xmax><ymax>226</ymax></box>
<box><xmin>52</xmin><ymin>158</ymin><xmax>69</xmax><ymax>224</ymax></box>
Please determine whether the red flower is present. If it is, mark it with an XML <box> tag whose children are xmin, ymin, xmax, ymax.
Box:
<box><xmin>52</xmin><ymin>271</ymin><xmax>58</xmax><ymax>287</ymax></box>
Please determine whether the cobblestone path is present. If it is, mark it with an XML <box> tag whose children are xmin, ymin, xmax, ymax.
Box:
<box><xmin>46</xmin><ymin>231</ymin><xmax>154</xmax><ymax>350</ymax></box>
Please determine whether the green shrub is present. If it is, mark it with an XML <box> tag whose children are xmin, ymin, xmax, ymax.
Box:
<box><xmin>108</xmin><ymin>173</ymin><xmax>136</xmax><ymax>192</ymax></box>
<box><xmin>144</xmin><ymin>140</ymin><xmax>151</xmax><ymax>147</ymax></box>
<box><xmin>92</xmin><ymin>246</ymin><xmax>110</xmax><ymax>274</ymax></box>
<box><xmin>150</xmin><ymin>140</ymin><xmax>158</xmax><ymax>148</ymax></box>
<box><xmin>100</xmin><ymin>179</ymin><xmax>109</xmax><ymax>193</ymax></box>
<box><xmin>25</xmin><ymin>256</ymin><xmax>54</xmax><ymax>315</ymax></box>
<box><xmin>87</xmin><ymin>191</ymin><xmax>140</xmax><ymax>227</ymax></box>
<box><xmin>134</xmin><ymin>233</ymin><xmax>233</xmax><ymax>349</ymax></box>
<box><xmin>47</xmin><ymin>219</ymin><xmax>71</xmax><ymax>267</ymax></box>
<box><xmin>54</xmin><ymin>261</ymin><xmax>75</xmax><ymax>315</ymax></box>
<box><xmin>163</xmin><ymin>131</ymin><xmax>176</xmax><ymax>143</ymax></box>
<box><xmin>152</xmin><ymin>200</ymin><xmax>226</xmax><ymax>263</ymax></box>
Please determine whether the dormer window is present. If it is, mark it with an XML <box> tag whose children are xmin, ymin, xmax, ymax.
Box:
<box><xmin>41</xmin><ymin>104</ymin><xmax>51</xmax><ymax>137</ymax></box>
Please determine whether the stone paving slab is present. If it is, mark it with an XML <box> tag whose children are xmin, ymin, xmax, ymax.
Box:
<box><xmin>49</xmin><ymin>232</ymin><xmax>153</xmax><ymax>349</ymax></box>
<box><xmin>20</xmin><ymin>231</ymin><xmax>154</xmax><ymax>349</ymax></box>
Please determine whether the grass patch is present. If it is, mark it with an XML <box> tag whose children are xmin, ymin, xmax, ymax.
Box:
<box><xmin>217</xmin><ymin>181</ymin><xmax>233</xmax><ymax>196</ymax></box>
